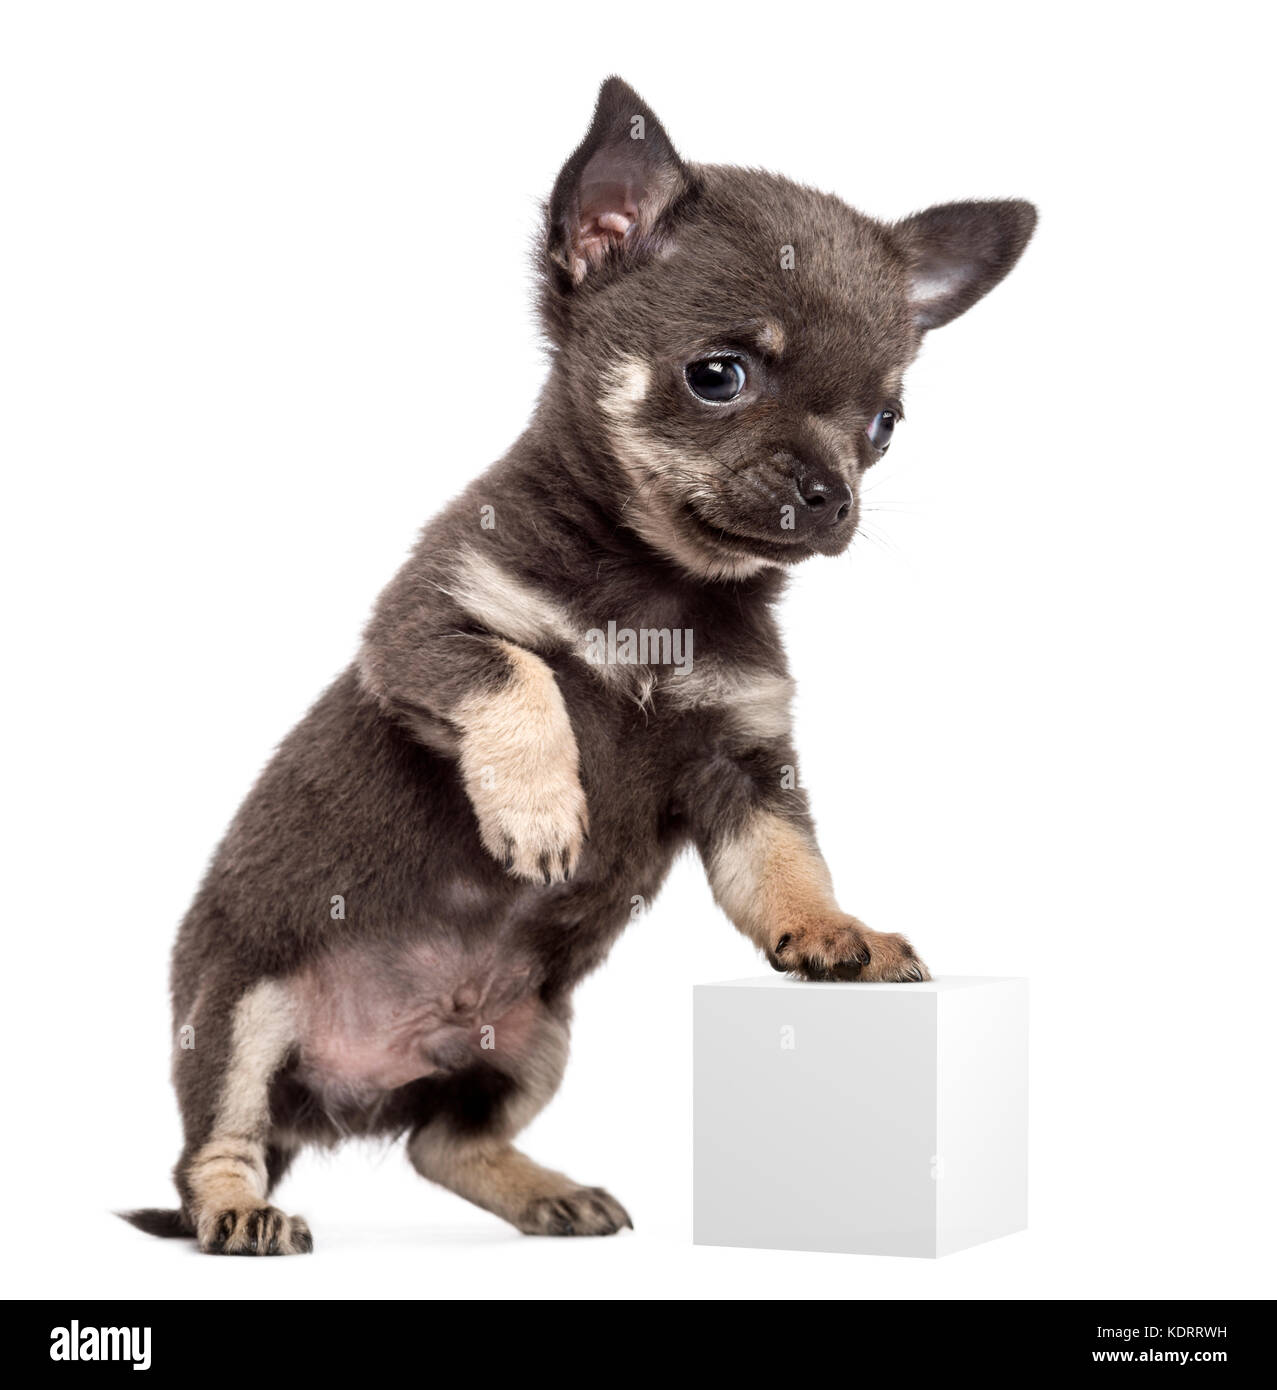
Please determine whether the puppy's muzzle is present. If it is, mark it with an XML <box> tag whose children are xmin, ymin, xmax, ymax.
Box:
<box><xmin>792</xmin><ymin>460</ymin><xmax>853</xmax><ymax>533</ymax></box>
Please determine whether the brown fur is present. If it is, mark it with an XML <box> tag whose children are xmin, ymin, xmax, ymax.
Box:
<box><xmin>120</xmin><ymin>77</ymin><xmax>1035</xmax><ymax>1253</ymax></box>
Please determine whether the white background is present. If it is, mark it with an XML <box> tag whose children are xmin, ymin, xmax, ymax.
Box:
<box><xmin>2</xmin><ymin>1</ymin><xmax>1273</xmax><ymax>1301</ymax></box>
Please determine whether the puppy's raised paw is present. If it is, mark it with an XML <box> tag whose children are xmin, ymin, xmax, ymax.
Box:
<box><xmin>199</xmin><ymin>1205</ymin><xmax>313</xmax><ymax>1256</ymax></box>
<box><xmin>457</xmin><ymin>643</ymin><xmax>589</xmax><ymax>884</ymax></box>
<box><xmin>517</xmin><ymin>1186</ymin><xmax>632</xmax><ymax>1237</ymax></box>
<box><xmin>768</xmin><ymin>916</ymin><xmax>930</xmax><ymax>983</ymax></box>
<box><xmin>478</xmin><ymin>783</ymin><xmax>589</xmax><ymax>884</ymax></box>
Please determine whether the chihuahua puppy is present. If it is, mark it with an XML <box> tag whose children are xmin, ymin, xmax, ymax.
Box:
<box><xmin>123</xmin><ymin>78</ymin><xmax>1034</xmax><ymax>1254</ymax></box>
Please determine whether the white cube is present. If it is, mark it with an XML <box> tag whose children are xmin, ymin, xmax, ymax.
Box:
<box><xmin>693</xmin><ymin>975</ymin><xmax>1028</xmax><ymax>1258</ymax></box>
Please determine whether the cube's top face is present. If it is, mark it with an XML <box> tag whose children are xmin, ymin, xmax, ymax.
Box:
<box><xmin>698</xmin><ymin>975</ymin><xmax>1025</xmax><ymax>994</ymax></box>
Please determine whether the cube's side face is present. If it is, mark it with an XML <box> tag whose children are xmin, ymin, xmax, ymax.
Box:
<box><xmin>935</xmin><ymin>980</ymin><xmax>1029</xmax><ymax>1256</ymax></box>
<box><xmin>693</xmin><ymin>986</ymin><xmax>939</xmax><ymax>1257</ymax></box>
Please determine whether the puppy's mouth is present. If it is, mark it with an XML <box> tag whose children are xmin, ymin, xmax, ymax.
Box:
<box><xmin>679</xmin><ymin>501</ymin><xmax>853</xmax><ymax>563</ymax></box>
<box><xmin>680</xmin><ymin>503</ymin><xmax>797</xmax><ymax>552</ymax></box>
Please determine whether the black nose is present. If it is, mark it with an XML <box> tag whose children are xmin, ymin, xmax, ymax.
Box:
<box><xmin>794</xmin><ymin>464</ymin><xmax>853</xmax><ymax>529</ymax></box>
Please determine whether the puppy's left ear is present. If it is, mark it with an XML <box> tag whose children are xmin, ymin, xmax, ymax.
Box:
<box><xmin>548</xmin><ymin>77</ymin><xmax>694</xmax><ymax>286</ymax></box>
<box><xmin>895</xmin><ymin>200</ymin><xmax>1037</xmax><ymax>330</ymax></box>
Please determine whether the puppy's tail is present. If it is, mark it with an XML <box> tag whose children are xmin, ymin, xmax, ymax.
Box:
<box><xmin>117</xmin><ymin>1207</ymin><xmax>194</xmax><ymax>1239</ymax></box>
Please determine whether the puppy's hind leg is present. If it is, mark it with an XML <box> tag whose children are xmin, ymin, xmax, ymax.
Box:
<box><xmin>407</xmin><ymin>1008</ymin><xmax>632</xmax><ymax>1237</ymax></box>
<box><xmin>176</xmin><ymin>980</ymin><xmax>313</xmax><ymax>1256</ymax></box>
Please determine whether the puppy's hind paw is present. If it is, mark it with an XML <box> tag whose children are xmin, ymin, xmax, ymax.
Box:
<box><xmin>516</xmin><ymin>1186</ymin><xmax>632</xmax><ymax>1237</ymax></box>
<box><xmin>198</xmin><ymin>1205</ymin><xmax>313</xmax><ymax>1256</ymax></box>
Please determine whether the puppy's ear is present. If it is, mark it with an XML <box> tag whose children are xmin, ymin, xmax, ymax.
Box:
<box><xmin>548</xmin><ymin>77</ymin><xmax>693</xmax><ymax>285</ymax></box>
<box><xmin>895</xmin><ymin>200</ymin><xmax>1037</xmax><ymax>330</ymax></box>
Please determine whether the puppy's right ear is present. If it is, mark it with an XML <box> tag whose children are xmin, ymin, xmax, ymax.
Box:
<box><xmin>547</xmin><ymin>77</ymin><xmax>693</xmax><ymax>286</ymax></box>
<box><xmin>895</xmin><ymin>200</ymin><xmax>1037</xmax><ymax>331</ymax></box>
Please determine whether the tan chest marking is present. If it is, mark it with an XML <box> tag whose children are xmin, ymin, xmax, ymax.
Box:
<box><xmin>659</xmin><ymin>661</ymin><xmax>795</xmax><ymax>742</ymax></box>
<box><xmin>439</xmin><ymin>546</ymin><xmax>578</xmax><ymax>649</ymax></box>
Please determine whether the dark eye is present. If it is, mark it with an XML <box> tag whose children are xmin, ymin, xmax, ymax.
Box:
<box><xmin>685</xmin><ymin>356</ymin><xmax>747</xmax><ymax>403</ymax></box>
<box><xmin>867</xmin><ymin>408</ymin><xmax>898</xmax><ymax>452</ymax></box>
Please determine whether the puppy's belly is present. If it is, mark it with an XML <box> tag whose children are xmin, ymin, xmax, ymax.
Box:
<box><xmin>289</xmin><ymin>939</ymin><xmax>542</xmax><ymax>1092</ymax></box>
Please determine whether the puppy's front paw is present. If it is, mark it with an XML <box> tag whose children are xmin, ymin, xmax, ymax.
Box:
<box><xmin>198</xmin><ymin>1205</ymin><xmax>313</xmax><ymax>1256</ymax></box>
<box><xmin>768</xmin><ymin>916</ymin><xmax>929</xmax><ymax>983</ymax></box>
<box><xmin>516</xmin><ymin>1185</ymin><xmax>633</xmax><ymax>1237</ymax></box>
<box><xmin>457</xmin><ymin>644</ymin><xmax>589</xmax><ymax>884</ymax></box>
<box><xmin>472</xmin><ymin>773</ymin><xmax>589</xmax><ymax>884</ymax></box>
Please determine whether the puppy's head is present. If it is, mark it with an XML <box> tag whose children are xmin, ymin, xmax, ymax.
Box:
<box><xmin>540</xmin><ymin>77</ymin><xmax>1036</xmax><ymax>581</ymax></box>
